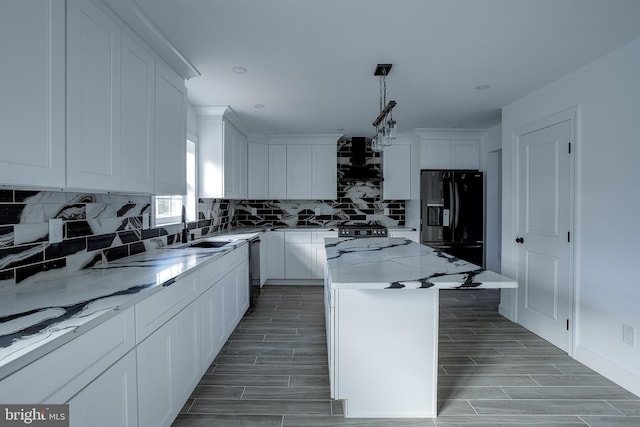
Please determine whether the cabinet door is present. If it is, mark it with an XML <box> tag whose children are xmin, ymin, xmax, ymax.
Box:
<box><xmin>0</xmin><ymin>1</ymin><xmax>65</xmax><ymax>187</ymax></box>
<box><xmin>264</xmin><ymin>231</ymin><xmax>285</xmax><ymax>279</ymax></box>
<box><xmin>136</xmin><ymin>320</ymin><xmax>174</xmax><ymax>427</ymax></box>
<box><xmin>68</xmin><ymin>351</ymin><xmax>138</xmax><ymax>427</ymax></box>
<box><xmin>235</xmin><ymin>130</ymin><xmax>248</xmax><ymax>199</ymax></box>
<box><xmin>223</xmin><ymin>120</ymin><xmax>235</xmax><ymax>197</ymax></box>
<box><xmin>286</xmin><ymin>145</ymin><xmax>313</xmax><ymax>199</ymax></box>
<box><xmin>421</xmin><ymin>140</ymin><xmax>451</xmax><ymax>169</ymax></box>
<box><xmin>285</xmin><ymin>243</ymin><xmax>314</xmax><ymax>279</ymax></box>
<box><xmin>222</xmin><ymin>270</ymin><xmax>239</xmax><ymax>338</ymax></box>
<box><xmin>248</xmin><ymin>142</ymin><xmax>269</xmax><ymax>199</ymax></box>
<box><xmin>200</xmin><ymin>281</ymin><xmax>226</xmax><ymax>370</ymax></box>
<box><xmin>236</xmin><ymin>260</ymin><xmax>250</xmax><ymax>317</ymax></box>
<box><xmin>67</xmin><ymin>0</ymin><xmax>121</xmax><ymax>191</ymax></box>
<box><xmin>383</xmin><ymin>144</ymin><xmax>411</xmax><ymax>200</ymax></box>
<box><xmin>155</xmin><ymin>62</ymin><xmax>186</xmax><ymax>195</ymax></box>
<box><xmin>268</xmin><ymin>145</ymin><xmax>287</xmax><ymax>199</ymax></box>
<box><xmin>120</xmin><ymin>33</ymin><xmax>155</xmax><ymax>193</ymax></box>
<box><xmin>312</xmin><ymin>145</ymin><xmax>337</xmax><ymax>199</ymax></box>
<box><xmin>451</xmin><ymin>140</ymin><xmax>480</xmax><ymax>169</ymax></box>
<box><xmin>313</xmin><ymin>244</ymin><xmax>327</xmax><ymax>279</ymax></box>
<box><xmin>173</xmin><ymin>301</ymin><xmax>201</xmax><ymax>405</ymax></box>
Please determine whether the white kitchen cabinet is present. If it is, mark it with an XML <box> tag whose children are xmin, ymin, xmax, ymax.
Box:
<box><xmin>120</xmin><ymin>33</ymin><xmax>155</xmax><ymax>193</ymax></box>
<box><xmin>284</xmin><ymin>231</ymin><xmax>314</xmax><ymax>279</ymax></box>
<box><xmin>197</xmin><ymin>107</ymin><xmax>249</xmax><ymax>199</ymax></box>
<box><xmin>268</xmin><ymin>145</ymin><xmax>287</xmax><ymax>199</ymax></box>
<box><xmin>68</xmin><ymin>350</ymin><xmax>138</xmax><ymax>427</ymax></box>
<box><xmin>312</xmin><ymin>231</ymin><xmax>337</xmax><ymax>279</ymax></box>
<box><xmin>389</xmin><ymin>229</ymin><xmax>419</xmax><ymax>242</ymax></box>
<box><xmin>313</xmin><ymin>145</ymin><xmax>338</xmax><ymax>199</ymax></box>
<box><xmin>200</xmin><ymin>276</ymin><xmax>226</xmax><ymax>371</ymax></box>
<box><xmin>286</xmin><ymin>145</ymin><xmax>313</xmax><ymax>199</ymax></box>
<box><xmin>66</xmin><ymin>0</ymin><xmax>122</xmax><ymax>191</ymax></box>
<box><xmin>0</xmin><ymin>1</ymin><xmax>65</xmax><ymax>188</ymax></box>
<box><xmin>383</xmin><ymin>144</ymin><xmax>411</xmax><ymax>200</ymax></box>
<box><xmin>451</xmin><ymin>140</ymin><xmax>480</xmax><ymax>169</ymax></box>
<box><xmin>137</xmin><ymin>299</ymin><xmax>200</xmax><ymax>427</ymax></box>
<box><xmin>421</xmin><ymin>139</ymin><xmax>479</xmax><ymax>170</ymax></box>
<box><xmin>199</xmin><ymin>245</ymin><xmax>249</xmax><ymax>371</ymax></box>
<box><xmin>248</xmin><ymin>142</ymin><xmax>269</xmax><ymax>199</ymax></box>
<box><xmin>264</xmin><ymin>231</ymin><xmax>285</xmax><ymax>279</ymax></box>
<box><xmin>0</xmin><ymin>308</ymin><xmax>135</xmax><ymax>404</ymax></box>
<box><xmin>154</xmin><ymin>62</ymin><xmax>187</xmax><ymax>195</ymax></box>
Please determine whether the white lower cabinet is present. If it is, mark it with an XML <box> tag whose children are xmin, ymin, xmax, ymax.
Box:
<box><xmin>281</xmin><ymin>231</ymin><xmax>336</xmax><ymax>280</ymax></box>
<box><xmin>68</xmin><ymin>350</ymin><xmax>138</xmax><ymax>427</ymax></box>
<box><xmin>389</xmin><ymin>229</ymin><xmax>419</xmax><ymax>242</ymax></box>
<box><xmin>136</xmin><ymin>300</ymin><xmax>200</xmax><ymax>427</ymax></box>
<box><xmin>264</xmin><ymin>231</ymin><xmax>285</xmax><ymax>279</ymax></box>
<box><xmin>0</xmin><ymin>244</ymin><xmax>251</xmax><ymax>427</ymax></box>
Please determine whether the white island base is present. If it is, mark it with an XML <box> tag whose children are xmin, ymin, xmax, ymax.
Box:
<box><xmin>329</xmin><ymin>287</ymin><xmax>439</xmax><ymax>418</ymax></box>
<box><xmin>323</xmin><ymin>237</ymin><xmax>518</xmax><ymax>418</ymax></box>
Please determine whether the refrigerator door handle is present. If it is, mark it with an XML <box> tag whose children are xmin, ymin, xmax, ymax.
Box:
<box><xmin>454</xmin><ymin>180</ymin><xmax>460</xmax><ymax>231</ymax></box>
<box><xmin>446</xmin><ymin>179</ymin><xmax>454</xmax><ymax>227</ymax></box>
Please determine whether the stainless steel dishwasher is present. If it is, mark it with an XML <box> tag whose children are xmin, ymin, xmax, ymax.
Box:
<box><xmin>248</xmin><ymin>237</ymin><xmax>261</xmax><ymax>308</ymax></box>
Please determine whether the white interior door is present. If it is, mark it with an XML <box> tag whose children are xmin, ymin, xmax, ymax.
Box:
<box><xmin>516</xmin><ymin>119</ymin><xmax>573</xmax><ymax>352</ymax></box>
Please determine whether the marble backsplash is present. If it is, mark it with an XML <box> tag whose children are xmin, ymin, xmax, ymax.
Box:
<box><xmin>0</xmin><ymin>189</ymin><xmax>233</xmax><ymax>290</ymax></box>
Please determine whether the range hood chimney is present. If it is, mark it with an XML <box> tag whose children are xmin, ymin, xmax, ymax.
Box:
<box><xmin>339</xmin><ymin>137</ymin><xmax>382</xmax><ymax>183</ymax></box>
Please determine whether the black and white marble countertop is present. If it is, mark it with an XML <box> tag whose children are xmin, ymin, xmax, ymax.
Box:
<box><xmin>325</xmin><ymin>237</ymin><xmax>518</xmax><ymax>290</ymax></box>
<box><xmin>0</xmin><ymin>232</ymin><xmax>261</xmax><ymax>379</ymax></box>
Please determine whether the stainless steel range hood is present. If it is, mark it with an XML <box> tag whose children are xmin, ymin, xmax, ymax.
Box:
<box><xmin>339</xmin><ymin>137</ymin><xmax>382</xmax><ymax>183</ymax></box>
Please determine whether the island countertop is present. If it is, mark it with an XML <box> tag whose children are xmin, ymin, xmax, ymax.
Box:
<box><xmin>325</xmin><ymin>237</ymin><xmax>518</xmax><ymax>290</ymax></box>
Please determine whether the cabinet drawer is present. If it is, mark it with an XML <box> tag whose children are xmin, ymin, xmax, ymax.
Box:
<box><xmin>285</xmin><ymin>231</ymin><xmax>312</xmax><ymax>243</ymax></box>
<box><xmin>0</xmin><ymin>308</ymin><xmax>135</xmax><ymax>404</ymax></box>
<box><xmin>199</xmin><ymin>256</ymin><xmax>226</xmax><ymax>293</ymax></box>
<box><xmin>135</xmin><ymin>270</ymin><xmax>199</xmax><ymax>343</ymax></box>
<box><xmin>312</xmin><ymin>231</ymin><xmax>337</xmax><ymax>244</ymax></box>
<box><xmin>224</xmin><ymin>244</ymin><xmax>248</xmax><ymax>271</ymax></box>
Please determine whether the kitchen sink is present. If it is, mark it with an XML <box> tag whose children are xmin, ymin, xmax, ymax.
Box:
<box><xmin>187</xmin><ymin>240</ymin><xmax>231</xmax><ymax>248</ymax></box>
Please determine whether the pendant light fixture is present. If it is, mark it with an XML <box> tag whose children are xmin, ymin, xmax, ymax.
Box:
<box><xmin>371</xmin><ymin>64</ymin><xmax>397</xmax><ymax>152</ymax></box>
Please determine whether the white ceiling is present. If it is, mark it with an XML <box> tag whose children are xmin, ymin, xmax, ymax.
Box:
<box><xmin>133</xmin><ymin>0</ymin><xmax>640</xmax><ymax>138</ymax></box>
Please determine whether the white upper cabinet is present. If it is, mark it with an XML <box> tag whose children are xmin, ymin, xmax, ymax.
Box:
<box><xmin>269</xmin><ymin>134</ymin><xmax>340</xmax><ymax>200</ymax></box>
<box><xmin>197</xmin><ymin>107</ymin><xmax>249</xmax><ymax>199</ymax></box>
<box><xmin>312</xmin><ymin>145</ymin><xmax>337</xmax><ymax>199</ymax></box>
<box><xmin>66</xmin><ymin>0</ymin><xmax>122</xmax><ymax>191</ymax></box>
<box><xmin>286</xmin><ymin>145</ymin><xmax>313</xmax><ymax>199</ymax></box>
<box><xmin>121</xmin><ymin>33</ymin><xmax>155</xmax><ymax>193</ymax></box>
<box><xmin>417</xmin><ymin>130</ymin><xmax>485</xmax><ymax>171</ymax></box>
<box><xmin>382</xmin><ymin>144</ymin><xmax>411</xmax><ymax>200</ymax></box>
<box><xmin>154</xmin><ymin>62</ymin><xmax>187</xmax><ymax>195</ymax></box>
<box><xmin>268</xmin><ymin>145</ymin><xmax>287</xmax><ymax>199</ymax></box>
<box><xmin>450</xmin><ymin>140</ymin><xmax>480</xmax><ymax>169</ymax></box>
<box><xmin>248</xmin><ymin>142</ymin><xmax>269</xmax><ymax>199</ymax></box>
<box><xmin>0</xmin><ymin>1</ymin><xmax>65</xmax><ymax>188</ymax></box>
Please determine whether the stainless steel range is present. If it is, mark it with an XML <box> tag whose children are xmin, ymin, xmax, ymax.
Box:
<box><xmin>338</xmin><ymin>223</ymin><xmax>388</xmax><ymax>238</ymax></box>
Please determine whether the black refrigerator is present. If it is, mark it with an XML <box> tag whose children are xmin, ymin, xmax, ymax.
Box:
<box><xmin>420</xmin><ymin>170</ymin><xmax>484</xmax><ymax>266</ymax></box>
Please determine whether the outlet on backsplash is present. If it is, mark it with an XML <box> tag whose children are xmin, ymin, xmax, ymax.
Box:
<box><xmin>623</xmin><ymin>324</ymin><xmax>636</xmax><ymax>346</ymax></box>
<box><xmin>48</xmin><ymin>219</ymin><xmax>63</xmax><ymax>244</ymax></box>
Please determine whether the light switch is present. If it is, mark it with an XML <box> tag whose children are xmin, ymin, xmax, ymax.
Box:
<box><xmin>49</xmin><ymin>218</ymin><xmax>63</xmax><ymax>244</ymax></box>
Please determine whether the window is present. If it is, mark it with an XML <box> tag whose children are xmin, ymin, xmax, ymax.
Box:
<box><xmin>154</xmin><ymin>139</ymin><xmax>197</xmax><ymax>226</ymax></box>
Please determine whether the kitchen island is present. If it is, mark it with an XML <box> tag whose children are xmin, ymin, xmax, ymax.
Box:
<box><xmin>323</xmin><ymin>237</ymin><xmax>518</xmax><ymax>418</ymax></box>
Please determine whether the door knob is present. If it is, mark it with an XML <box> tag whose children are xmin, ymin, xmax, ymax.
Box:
<box><xmin>515</xmin><ymin>237</ymin><xmax>524</xmax><ymax>244</ymax></box>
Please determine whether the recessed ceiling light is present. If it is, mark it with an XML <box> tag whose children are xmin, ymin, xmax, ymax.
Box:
<box><xmin>475</xmin><ymin>84</ymin><xmax>491</xmax><ymax>91</ymax></box>
<box><xmin>232</xmin><ymin>66</ymin><xmax>247</xmax><ymax>74</ymax></box>
<box><xmin>254</xmin><ymin>104</ymin><xmax>265</xmax><ymax>109</ymax></box>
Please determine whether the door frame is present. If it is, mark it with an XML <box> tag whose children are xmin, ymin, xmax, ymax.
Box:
<box><xmin>510</xmin><ymin>106</ymin><xmax>578</xmax><ymax>356</ymax></box>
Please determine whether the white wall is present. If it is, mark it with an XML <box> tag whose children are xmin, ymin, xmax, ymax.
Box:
<box><xmin>501</xmin><ymin>37</ymin><xmax>640</xmax><ymax>395</ymax></box>
<box><xmin>485</xmin><ymin>124</ymin><xmax>502</xmax><ymax>273</ymax></box>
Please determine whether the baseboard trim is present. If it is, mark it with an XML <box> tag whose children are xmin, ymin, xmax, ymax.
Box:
<box><xmin>574</xmin><ymin>344</ymin><xmax>640</xmax><ymax>397</ymax></box>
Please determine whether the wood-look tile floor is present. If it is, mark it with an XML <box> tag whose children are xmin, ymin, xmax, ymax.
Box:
<box><xmin>173</xmin><ymin>286</ymin><xmax>640</xmax><ymax>426</ymax></box>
